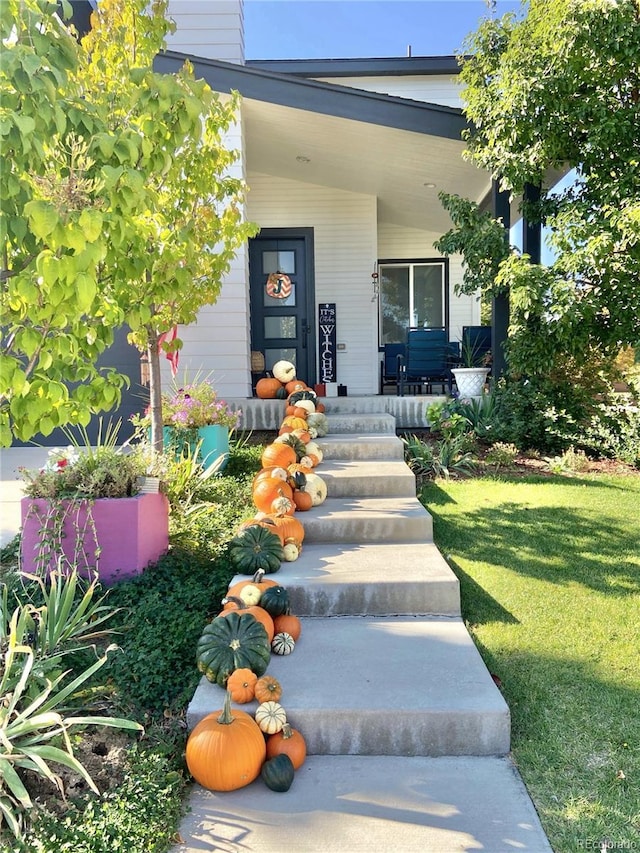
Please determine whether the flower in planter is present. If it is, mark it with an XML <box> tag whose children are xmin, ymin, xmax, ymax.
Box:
<box><xmin>161</xmin><ymin>381</ymin><xmax>241</xmax><ymax>430</ymax></box>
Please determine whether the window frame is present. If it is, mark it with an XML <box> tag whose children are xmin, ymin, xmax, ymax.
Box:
<box><xmin>378</xmin><ymin>257</ymin><xmax>450</xmax><ymax>345</ymax></box>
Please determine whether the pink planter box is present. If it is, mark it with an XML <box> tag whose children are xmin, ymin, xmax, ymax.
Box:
<box><xmin>21</xmin><ymin>494</ymin><xmax>169</xmax><ymax>585</ymax></box>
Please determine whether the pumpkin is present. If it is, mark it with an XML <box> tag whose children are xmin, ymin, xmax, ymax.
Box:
<box><xmin>196</xmin><ymin>612</ymin><xmax>271</xmax><ymax>687</ymax></box>
<box><xmin>252</xmin><ymin>477</ymin><xmax>294</xmax><ymax>514</ymax></box>
<box><xmin>255</xmin><ymin>377</ymin><xmax>284</xmax><ymax>399</ymax></box>
<box><xmin>228</xmin><ymin>524</ymin><xmax>284</xmax><ymax>575</ymax></box>
<box><xmin>272</xmin><ymin>360</ymin><xmax>296</xmax><ymax>383</ymax></box>
<box><xmin>304</xmin><ymin>472</ymin><xmax>328</xmax><ymax>506</ymax></box>
<box><xmin>295</xmin><ymin>399</ymin><xmax>316</xmax><ymax>415</ymax></box>
<box><xmin>253</xmin><ymin>466</ymin><xmax>289</xmax><ymax>486</ymax></box>
<box><xmin>271</xmin><ymin>632</ymin><xmax>295</xmax><ymax>655</ymax></box>
<box><xmin>226</xmin><ymin>569</ymin><xmax>280</xmax><ymax>602</ymax></box>
<box><xmin>305</xmin><ymin>441</ymin><xmax>324</xmax><ymax>463</ymax></box>
<box><xmin>288</xmin><ymin>468</ymin><xmax>307</xmax><ymax>490</ymax></box>
<box><xmin>220</xmin><ymin>597</ymin><xmax>275</xmax><ymax>642</ymax></box>
<box><xmin>261</xmin><ymin>753</ymin><xmax>295</xmax><ymax>792</ymax></box>
<box><xmin>293</xmin><ymin>490</ymin><xmax>313</xmax><ymax>512</ymax></box>
<box><xmin>291</xmin><ymin>406</ymin><xmax>309</xmax><ymax>419</ymax></box>
<box><xmin>273</xmin><ymin>613</ymin><xmax>302</xmax><ymax>642</ymax></box>
<box><xmin>255</xmin><ymin>701</ymin><xmax>287</xmax><ymax>734</ymax></box>
<box><xmin>254</xmin><ymin>674</ymin><xmax>282</xmax><ymax>704</ymax></box>
<box><xmin>271</xmin><ymin>491</ymin><xmax>295</xmax><ymax>517</ymax></box>
<box><xmin>306</xmin><ymin>412</ymin><xmax>329</xmax><ymax>437</ymax></box>
<box><xmin>185</xmin><ymin>691</ymin><xmax>266</xmax><ymax>791</ymax></box>
<box><xmin>282</xmin><ymin>540</ymin><xmax>301</xmax><ymax>562</ymax></box>
<box><xmin>266</xmin><ymin>723</ymin><xmax>306</xmax><ymax>770</ymax></box>
<box><xmin>260</xmin><ymin>585</ymin><xmax>291</xmax><ymax>618</ymax></box>
<box><xmin>288</xmin><ymin>389</ymin><xmax>317</xmax><ymax>407</ymax></box>
<box><xmin>291</xmin><ymin>428</ymin><xmax>311</xmax><ymax>444</ymax></box>
<box><xmin>226</xmin><ymin>668</ymin><xmax>258</xmax><ymax>703</ymax></box>
<box><xmin>263</xmin><ymin>514</ymin><xmax>305</xmax><ymax>545</ymax></box>
<box><xmin>280</xmin><ymin>415</ymin><xmax>308</xmax><ymax>432</ymax></box>
<box><xmin>261</xmin><ymin>443</ymin><xmax>297</xmax><ymax>470</ymax></box>
<box><xmin>275</xmin><ymin>433</ymin><xmax>307</xmax><ymax>461</ymax></box>
<box><xmin>315</xmin><ymin>402</ymin><xmax>326</xmax><ymax>413</ymax></box>
<box><xmin>285</xmin><ymin>380</ymin><xmax>308</xmax><ymax>395</ymax></box>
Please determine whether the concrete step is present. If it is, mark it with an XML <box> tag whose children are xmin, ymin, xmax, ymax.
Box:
<box><xmin>188</xmin><ymin>616</ymin><xmax>510</xmax><ymax>757</ymax></box>
<box><xmin>320</xmin><ymin>459</ymin><xmax>417</xmax><ymax>498</ymax></box>
<box><xmin>317</xmin><ymin>432</ymin><xmax>405</xmax><ymax>461</ymax></box>
<box><xmin>172</xmin><ymin>755</ymin><xmax>552</xmax><ymax>853</ymax></box>
<box><xmin>325</xmin><ymin>413</ymin><xmax>397</xmax><ymax>434</ymax></box>
<box><xmin>229</xmin><ymin>542</ymin><xmax>460</xmax><ymax>617</ymax></box>
<box><xmin>301</xmin><ymin>496</ymin><xmax>433</xmax><ymax>543</ymax></box>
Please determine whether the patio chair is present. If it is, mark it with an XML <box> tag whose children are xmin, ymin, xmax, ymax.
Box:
<box><xmin>397</xmin><ymin>327</ymin><xmax>455</xmax><ymax>395</ymax></box>
<box><xmin>380</xmin><ymin>343</ymin><xmax>406</xmax><ymax>393</ymax></box>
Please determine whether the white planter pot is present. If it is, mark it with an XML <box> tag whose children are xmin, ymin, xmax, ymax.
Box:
<box><xmin>452</xmin><ymin>367</ymin><xmax>490</xmax><ymax>400</ymax></box>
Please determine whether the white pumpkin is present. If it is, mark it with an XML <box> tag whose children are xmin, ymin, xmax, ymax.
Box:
<box><xmin>282</xmin><ymin>539</ymin><xmax>301</xmax><ymax>561</ymax></box>
<box><xmin>272</xmin><ymin>360</ymin><xmax>296</xmax><ymax>383</ymax></box>
<box><xmin>304</xmin><ymin>472</ymin><xmax>327</xmax><ymax>506</ymax></box>
<box><xmin>236</xmin><ymin>585</ymin><xmax>262</xmax><ymax>606</ymax></box>
<box><xmin>305</xmin><ymin>441</ymin><xmax>324</xmax><ymax>463</ymax></box>
<box><xmin>295</xmin><ymin>399</ymin><xmax>316</xmax><ymax>415</ymax></box>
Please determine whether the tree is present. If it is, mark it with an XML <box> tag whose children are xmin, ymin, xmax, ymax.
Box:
<box><xmin>0</xmin><ymin>0</ymin><xmax>256</xmax><ymax>448</ymax></box>
<box><xmin>455</xmin><ymin>0</ymin><xmax>640</xmax><ymax>377</ymax></box>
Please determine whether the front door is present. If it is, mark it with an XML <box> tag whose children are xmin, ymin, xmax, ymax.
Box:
<box><xmin>249</xmin><ymin>229</ymin><xmax>315</xmax><ymax>386</ymax></box>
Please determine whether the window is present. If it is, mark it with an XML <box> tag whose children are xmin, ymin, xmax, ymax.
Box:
<box><xmin>379</xmin><ymin>260</ymin><xmax>448</xmax><ymax>344</ymax></box>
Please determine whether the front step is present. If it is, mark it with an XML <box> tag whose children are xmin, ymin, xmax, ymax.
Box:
<box><xmin>317</xmin><ymin>433</ymin><xmax>405</xmax><ymax>461</ymax></box>
<box><xmin>302</xmin><ymin>497</ymin><xmax>433</xmax><ymax>543</ymax></box>
<box><xmin>188</xmin><ymin>616</ymin><xmax>510</xmax><ymax>757</ymax></box>
<box><xmin>325</xmin><ymin>413</ymin><xmax>396</xmax><ymax>434</ymax></box>
<box><xmin>229</xmin><ymin>542</ymin><xmax>460</xmax><ymax>617</ymax></box>
<box><xmin>174</xmin><ymin>755</ymin><xmax>552</xmax><ymax>853</ymax></box>
<box><xmin>320</xmin><ymin>459</ymin><xmax>416</xmax><ymax>497</ymax></box>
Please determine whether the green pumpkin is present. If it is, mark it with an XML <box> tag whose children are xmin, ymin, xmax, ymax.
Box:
<box><xmin>275</xmin><ymin>386</ymin><xmax>288</xmax><ymax>400</ymax></box>
<box><xmin>288</xmin><ymin>389</ymin><xmax>317</xmax><ymax>406</ymax></box>
<box><xmin>229</xmin><ymin>525</ymin><xmax>284</xmax><ymax>575</ymax></box>
<box><xmin>261</xmin><ymin>754</ymin><xmax>295</xmax><ymax>792</ymax></box>
<box><xmin>196</xmin><ymin>611</ymin><xmax>271</xmax><ymax>686</ymax></box>
<box><xmin>259</xmin><ymin>585</ymin><xmax>291</xmax><ymax>618</ymax></box>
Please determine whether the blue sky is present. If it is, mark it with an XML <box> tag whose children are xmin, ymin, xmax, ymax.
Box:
<box><xmin>244</xmin><ymin>1</ymin><xmax>524</xmax><ymax>60</ymax></box>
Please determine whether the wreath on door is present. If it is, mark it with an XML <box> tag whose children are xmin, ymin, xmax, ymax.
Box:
<box><xmin>266</xmin><ymin>272</ymin><xmax>292</xmax><ymax>299</ymax></box>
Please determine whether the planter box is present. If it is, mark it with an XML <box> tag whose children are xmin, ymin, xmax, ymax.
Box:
<box><xmin>162</xmin><ymin>424</ymin><xmax>229</xmax><ymax>470</ymax></box>
<box><xmin>21</xmin><ymin>493</ymin><xmax>169</xmax><ymax>585</ymax></box>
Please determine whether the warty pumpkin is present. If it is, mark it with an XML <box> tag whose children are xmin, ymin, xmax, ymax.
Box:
<box><xmin>185</xmin><ymin>691</ymin><xmax>266</xmax><ymax>791</ymax></box>
<box><xmin>266</xmin><ymin>723</ymin><xmax>306</xmax><ymax>769</ymax></box>
<box><xmin>280</xmin><ymin>415</ymin><xmax>308</xmax><ymax>432</ymax></box>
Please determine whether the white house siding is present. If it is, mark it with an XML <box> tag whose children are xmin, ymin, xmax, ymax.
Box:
<box><xmin>314</xmin><ymin>75</ymin><xmax>463</xmax><ymax>109</ymax></box>
<box><xmin>378</xmin><ymin>222</ymin><xmax>480</xmax><ymax>343</ymax></box>
<box><xmin>247</xmin><ymin>173</ymin><xmax>380</xmax><ymax>396</ymax></box>
<box><xmin>165</xmin><ymin>0</ymin><xmax>244</xmax><ymax>63</ymax></box>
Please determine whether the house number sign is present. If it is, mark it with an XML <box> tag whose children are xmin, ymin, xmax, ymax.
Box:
<box><xmin>318</xmin><ymin>303</ymin><xmax>337</xmax><ymax>383</ymax></box>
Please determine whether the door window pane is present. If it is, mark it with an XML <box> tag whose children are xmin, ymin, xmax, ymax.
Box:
<box><xmin>263</xmin><ymin>281</ymin><xmax>296</xmax><ymax>307</ymax></box>
<box><xmin>265</xmin><ymin>348</ymin><xmax>296</xmax><ymax>371</ymax></box>
<box><xmin>262</xmin><ymin>251</ymin><xmax>295</xmax><ymax>274</ymax></box>
<box><xmin>264</xmin><ymin>316</ymin><xmax>296</xmax><ymax>339</ymax></box>
<box><xmin>413</xmin><ymin>265</ymin><xmax>444</xmax><ymax>329</ymax></box>
<box><xmin>380</xmin><ymin>266</ymin><xmax>409</xmax><ymax>344</ymax></box>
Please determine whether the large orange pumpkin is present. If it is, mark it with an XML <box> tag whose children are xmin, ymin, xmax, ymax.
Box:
<box><xmin>262</xmin><ymin>513</ymin><xmax>305</xmax><ymax>545</ymax></box>
<box><xmin>226</xmin><ymin>568</ymin><xmax>279</xmax><ymax>600</ymax></box>
<box><xmin>185</xmin><ymin>691</ymin><xmax>266</xmax><ymax>791</ymax></box>
<box><xmin>252</xmin><ymin>478</ymin><xmax>294</xmax><ymax>514</ymax></box>
<box><xmin>261</xmin><ymin>443</ymin><xmax>297</xmax><ymax>470</ymax></box>
<box><xmin>255</xmin><ymin>377</ymin><xmax>284</xmax><ymax>399</ymax></box>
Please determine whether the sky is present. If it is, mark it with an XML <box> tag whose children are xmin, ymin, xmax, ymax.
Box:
<box><xmin>244</xmin><ymin>0</ymin><xmax>524</xmax><ymax>60</ymax></box>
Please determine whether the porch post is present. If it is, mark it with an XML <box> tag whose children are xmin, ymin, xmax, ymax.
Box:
<box><xmin>491</xmin><ymin>180</ymin><xmax>511</xmax><ymax>379</ymax></box>
<box><xmin>522</xmin><ymin>182</ymin><xmax>542</xmax><ymax>264</ymax></box>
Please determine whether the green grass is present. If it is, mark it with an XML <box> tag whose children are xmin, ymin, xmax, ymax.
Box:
<box><xmin>420</xmin><ymin>473</ymin><xmax>640</xmax><ymax>853</ymax></box>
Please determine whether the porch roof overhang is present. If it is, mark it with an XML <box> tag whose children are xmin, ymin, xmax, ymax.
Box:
<box><xmin>155</xmin><ymin>51</ymin><xmax>492</xmax><ymax>234</ymax></box>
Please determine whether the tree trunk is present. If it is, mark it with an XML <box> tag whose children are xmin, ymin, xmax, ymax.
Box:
<box><xmin>147</xmin><ymin>328</ymin><xmax>164</xmax><ymax>455</ymax></box>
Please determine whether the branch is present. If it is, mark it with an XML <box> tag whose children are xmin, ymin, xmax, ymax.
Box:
<box><xmin>0</xmin><ymin>253</ymin><xmax>38</xmax><ymax>283</ymax></box>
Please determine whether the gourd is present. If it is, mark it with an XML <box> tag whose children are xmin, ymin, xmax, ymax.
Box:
<box><xmin>306</xmin><ymin>412</ymin><xmax>329</xmax><ymax>437</ymax></box>
<box><xmin>228</xmin><ymin>524</ymin><xmax>284</xmax><ymax>574</ymax></box>
<box><xmin>304</xmin><ymin>472</ymin><xmax>328</xmax><ymax>506</ymax></box>
<box><xmin>261</xmin><ymin>442</ymin><xmax>297</xmax><ymax>470</ymax></box>
<box><xmin>255</xmin><ymin>700</ymin><xmax>287</xmax><ymax>734</ymax></box>
<box><xmin>259</xmin><ymin>585</ymin><xmax>291</xmax><ymax>618</ymax></box>
<box><xmin>255</xmin><ymin>377</ymin><xmax>284</xmax><ymax>399</ymax></box>
<box><xmin>273</xmin><ymin>613</ymin><xmax>302</xmax><ymax>642</ymax></box>
<box><xmin>254</xmin><ymin>674</ymin><xmax>282</xmax><ymax>703</ymax></box>
<box><xmin>305</xmin><ymin>441</ymin><xmax>324</xmax><ymax>463</ymax></box>
<box><xmin>226</xmin><ymin>668</ymin><xmax>258</xmax><ymax>703</ymax></box>
<box><xmin>185</xmin><ymin>691</ymin><xmax>266</xmax><ymax>791</ymax></box>
<box><xmin>271</xmin><ymin>632</ymin><xmax>295</xmax><ymax>655</ymax></box>
<box><xmin>261</xmin><ymin>754</ymin><xmax>295</xmax><ymax>792</ymax></box>
<box><xmin>282</xmin><ymin>539</ymin><xmax>301</xmax><ymax>561</ymax></box>
<box><xmin>266</xmin><ymin>723</ymin><xmax>306</xmax><ymax>770</ymax></box>
<box><xmin>272</xmin><ymin>360</ymin><xmax>296</xmax><ymax>383</ymax></box>
<box><xmin>196</xmin><ymin>611</ymin><xmax>271</xmax><ymax>686</ymax></box>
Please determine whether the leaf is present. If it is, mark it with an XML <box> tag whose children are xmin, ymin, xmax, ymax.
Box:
<box><xmin>24</xmin><ymin>201</ymin><xmax>59</xmax><ymax>240</ymax></box>
<box><xmin>78</xmin><ymin>209</ymin><xmax>104</xmax><ymax>243</ymax></box>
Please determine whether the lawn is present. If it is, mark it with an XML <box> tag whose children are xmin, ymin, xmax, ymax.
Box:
<box><xmin>420</xmin><ymin>473</ymin><xmax>640</xmax><ymax>853</ymax></box>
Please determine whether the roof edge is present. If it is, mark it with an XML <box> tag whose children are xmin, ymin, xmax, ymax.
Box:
<box><xmin>245</xmin><ymin>56</ymin><xmax>462</xmax><ymax>78</ymax></box>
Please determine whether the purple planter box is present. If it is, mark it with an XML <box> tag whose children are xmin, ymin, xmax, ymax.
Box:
<box><xmin>21</xmin><ymin>493</ymin><xmax>169</xmax><ymax>585</ymax></box>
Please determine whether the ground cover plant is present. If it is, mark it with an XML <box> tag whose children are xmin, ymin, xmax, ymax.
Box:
<box><xmin>419</xmin><ymin>473</ymin><xmax>640</xmax><ymax>853</ymax></box>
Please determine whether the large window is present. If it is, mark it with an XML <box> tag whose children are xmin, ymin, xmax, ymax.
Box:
<box><xmin>379</xmin><ymin>260</ymin><xmax>448</xmax><ymax>344</ymax></box>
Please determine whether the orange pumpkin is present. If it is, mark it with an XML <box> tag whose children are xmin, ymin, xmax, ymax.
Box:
<box><xmin>220</xmin><ymin>598</ymin><xmax>275</xmax><ymax>642</ymax></box>
<box><xmin>261</xmin><ymin>443</ymin><xmax>297</xmax><ymax>470</ymax></box>
<box><xmin>292</xmin><ymin>406</ymin><xmax>309</xmax><ymax>419</ymax></box>
<box><xmin>285</xmin><ymin>380</ymin><xmax>308</xmax><ymax>395</ymax></box>
<box><xmin>185</xmin><ymin>692</ymin><xmax>266</xmax><ymax>791</ymax></box>
<box><xmin>291</xmin><ymin>428</ymin><xmax>311</xmax><ymax>444</ymax></box>
<box><xmin>284</xmin><ymin>405</ymin><xmax>296</xmax><ymax>417</ymax></box>
<box><xmin>254</xmin><ymin>674</ymin><xmax>282</xmax><ymax>704</ymax></box>
<box><xmin>266</xmin><ymin>723</ymin><xmax>306</xmax><ymax>769</ymax></box>
<box><xmin>280</xmin><ymin>415</ymin><xmax>308</xmax><ymax>432</ymax></box>
<box><xmin>273</xmin><ymin>613</ymin><xmax>302</xmax><ymax>642</ymax></box>
<box><xmin>315</xmin><ymin>402</ymin><xmax>326</xmax><ymax>413</ymax></box>
<box><xmin>253</xmin><ymin>478</ymin><xmax>294</xmax><ymax>514</ymax></box>
<box><xmin>226</xmin><ymin>668</ymin><xmax>258</xmax><ymax>703</ymax></box>
<box><xmin>255</xmin><ymin>377</ymin><xmax>284</xmax><ymax>399</ymax></box>
<box><xmin>263</xmin><ymin>513</ymin><xmax>305</xmax><ymax>545</ymax></box>
<box><xmin>226</xmin><ymin>569</ymin><xmax>279</xmax><ymax>600</ymax></box>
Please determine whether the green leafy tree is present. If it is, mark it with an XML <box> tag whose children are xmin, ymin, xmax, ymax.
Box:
<box><xmin>453</xmin><ymin>0</ymin><xmax>640</xmax><ymax>376</ymax></box>
<box><xmin>1</xmin><ymin>0</ymin><xmax>256</xmax><ymax>448</ymax></box>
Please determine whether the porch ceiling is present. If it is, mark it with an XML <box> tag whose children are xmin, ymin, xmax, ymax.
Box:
<box><xmin>243</xmin><ymin>98</ymin><xmax>491</xmax><ymax>234</ymax></box>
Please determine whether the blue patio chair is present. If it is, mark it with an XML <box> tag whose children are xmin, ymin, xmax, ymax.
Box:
<box><xmin>397</xmin><ymin>327</ymin><xmax>455</xmax><ymax>395</ymax></box>
<box><xmin>380</xmin><ymin>343</ymin><xmax>406</xmax><ymax>393</ymax></box>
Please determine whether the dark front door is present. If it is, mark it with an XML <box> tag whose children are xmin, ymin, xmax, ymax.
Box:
<box><xmin>249</xmin><ymin>230</ymin><xmax>315</xmax><ymax>387</ymax></box>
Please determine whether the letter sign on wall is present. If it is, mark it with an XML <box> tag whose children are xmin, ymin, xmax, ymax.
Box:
<box><xmin>318</xmin><ymin>303</ymin><xmax>337</xmax><ymax>383</ymax></box>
